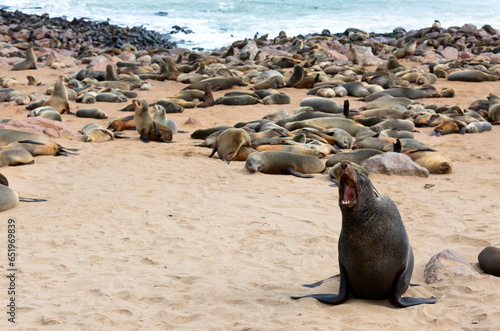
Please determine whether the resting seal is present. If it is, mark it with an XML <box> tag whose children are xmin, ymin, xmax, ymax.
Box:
<box><xmin>0</xmin><ymin>148</ymin><xmax>34</xmax><ymax>167</ymax></box>
<box><xmin>478</xmin><ymin>246</ymin><xmax>500</xmax><ymax>276</ymax></box>
<box><xmin>292</xmin><ymin>162</ymin><xmax>437</xmax><ymax>307</ymax></box>
<box><xmin>245</xmin><ymin>151</ymin><xmax>325</xmax><ymax>178</ymax></box>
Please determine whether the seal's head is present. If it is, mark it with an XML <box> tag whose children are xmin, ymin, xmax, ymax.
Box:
<box><xmin>245</xmin><ymin>153</ymin><xmax>264</xmax><ymax>173</ymax></box>
<box><xmin>133</xmin><ymin>99</ymin><xmax>149</xmax><ymax>114</ymax></box>
<box><xmin>337</xmin><ymin>161</ymin><xmax>379</xmax><ymax>211</ymax></box>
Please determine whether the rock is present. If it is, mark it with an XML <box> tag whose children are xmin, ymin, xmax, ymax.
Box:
<box><xmin>440</xmin><ymin>47</ymin><xmax>459</xmax><ymax>60</ymax></box>
<box><xmin>354</xmin><ymin>45</ymin><xmax>373</xmax><ymax>57</ymax></box>
<box><xmin>183</xmin><ymin>117</ymin><xmax>203</xmax><ymax>126</ymax></box>
<box><xmin>415</xmin><ymin>52</ymin><xmax>443</xmax><ymax>64</ymax></box>
<box><xmin>458</xmin><ymin>49</ymin><xmax>474</xmax><ymax>60</ymax></box>
<box><xmin>0</xmin><ymin>118</ymin><xmax>81</xmax><ymax>140</ymax></box>
<box><xmin>476</xmin><ymin>30</ymin><xmax>492</xmax><ymax>41</ymax></box>
<box><xmin>137</xmin><ymin>54</ymin><xmax>152</xmax><ymax>65</ymax></box>
<box><xmin>326</xmin><ymin>50</ymin><xmax>348</xmax><ymax>62</ymax></box>
<box><xmin>424</xmin><ymin>249</ymin><xmax>479</xmax><ymax>284</ymax></box>
<box><xmin>459</xmin><ymin>23</ymin><xmax>477</xmax><ymax>34</ymax></box>
<box><xmin>363</xmin><ymin>152</ymin><xmax>430</xmax><ymax>177</ymax></box>
<box><xmin>362</xmin><ymin>56</ymin><xmax>383</xmax><ymax>66</ymax></box>
<box><xmin>45</xmin><ymin>52</ymin><xmax>76</xmax><ymax>67</ymax></box>
<box><xmin>118</xmin><ymin>52</ymin><xmax>136</xmax><ymax>62</ymax></box>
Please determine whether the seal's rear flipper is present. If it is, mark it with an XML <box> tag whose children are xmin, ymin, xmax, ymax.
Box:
<box><xmin>302</xmin><ymin>274</ymin><xmax>340</xmax><ymax>288</ymax></box>
<box><xmin>287</xmin><ymin>169</ymin><xmax>313</xmax><ymax>178</ymax></box>
<box><xmin>19</xmin><ymin>197</ymin><xmax>47</xmax><ymax>202</ymax></box>
<box><xmin>343</xmin><ymin>99</ymin><xmax>349</xmax><ymax>118</ymax></box>
<box><xmin>208</xmin><ymin>142</ymin><xmax>218</xmax><ymax>158</ymax></box>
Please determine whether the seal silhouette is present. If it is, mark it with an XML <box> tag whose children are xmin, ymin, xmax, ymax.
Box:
<box><xmin>292</xmin><ymin>162</ymin><xmax>437</xmax><ymax>307</ymax></box>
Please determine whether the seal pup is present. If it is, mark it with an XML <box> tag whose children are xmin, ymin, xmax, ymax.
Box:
<box><xmin>80</xmin><ymin>123</ymin><xmax>126</xmax><ymax>143</ymax></box>
<box><xmin>245</xmin><ymin>151</ymin><xmax>325</xmax><ymax>178</ymax></box>
<box><xmin>108</xmin><ymin>115</ymin><xmax>136</xmax><ymax>132</ymax></box>
<box><xmin>152</xmin><ymin>105</ymin><xmax>178</xmax><ymax>134</ymax></box>
<box><xmin>12</xmin><ymin>45</ymin><xmax>37</xmax><ymax>71</ymax></box>
<box><xmin>478</xmin><ymin>246</ymin><xmax>500</xmax><ymax>276</ymax></box>
<box><xmin>134</xmin><ymin>99</ymin><xmax>173</xmax><ymax>143</ymax></box>
<box><xmin>292</xmin><ymin>162</ymin><xmax>437</xmax><ymax>307</ymax></box>
<box><xmin>42</xmin><ymin>76</ymin><xmax>71</xmax><ymax>114</ymax></box>
<box><xmin>465</xmin><ymin>121</ymin><xmax>492</xmax><ymax>133</ymax></box>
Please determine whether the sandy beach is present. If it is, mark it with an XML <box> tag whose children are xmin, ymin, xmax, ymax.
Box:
<box><xmin>0</xmin><ymin>44</ymin><xmax>500</xmax><ymax>330</ymax></box>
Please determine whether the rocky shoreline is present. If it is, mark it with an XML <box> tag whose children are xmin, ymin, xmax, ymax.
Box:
<box><xmin>0</xmin><ymin>8</ymin><xmax>177</xmax><ymax>50</ymax></box>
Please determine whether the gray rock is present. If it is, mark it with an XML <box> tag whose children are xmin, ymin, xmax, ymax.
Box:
<box><xmin>363</xmin><ymin>152</ymin><xmax>430</xmax><ymax>177</ymax></box>
<box><xmin>424</xmin><ymin>249</ymin><xmax>478</xmax><ymax>284</ymax></box>
<box><xmin>440</xmin><ymin>47</ymin><xmax>459</xmax><ymax>60</ymax></box>
<box><xmin>354</xmin><ymin>45</ymin><xmax>373</xmax><ymax>57</ymax></box>
<box><xmin>459</xmin><ymin>23</ymin><xmax>477</xmax><ymax>34</ymax></box>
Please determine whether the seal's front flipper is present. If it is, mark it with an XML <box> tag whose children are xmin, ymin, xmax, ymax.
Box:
<box><xmin>390</xmin><ymin>269</ymin><xmax>438</xmax><ymax>307</ymax></box>
<box><xmin>302</xmin><ymin>274</ymin><xmax>340</xmax><ymax>288</ymax></box>
<box><xmin>292</xmin><ymin>267</ymin><xmax>349</xmax><ymax>305</ymax></box>
<box><xmin>392</xmin><ymin>295</ymin><xmax>437</xmax><ymax>308</ymax></box>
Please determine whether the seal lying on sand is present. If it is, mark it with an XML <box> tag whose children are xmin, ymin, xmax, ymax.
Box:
<box><xmin>292</xmin><ymin>162</ymin><xmax>437</xmax><ymax>307</ymax></box>
<box><xmin>245</xmin><ymin>151</ymin><xmax>325</xmax><ymax>178</ymax></box>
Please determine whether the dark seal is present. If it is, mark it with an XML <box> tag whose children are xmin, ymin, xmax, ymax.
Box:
<box><xmin>478</xmin><ymin>246</ymin><xmax>500</xmax><ymax>276</ymax></box>
<box><xmin>292</xmin><ymin>161</ymin><xmax>437</xmax><ymax>307</ymax></box>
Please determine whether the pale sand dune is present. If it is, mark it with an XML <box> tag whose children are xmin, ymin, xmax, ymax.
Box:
<box><xmin>0</xmin><ymin>63</ymin><xmax>499</xmax><ymax>330</ymax></box>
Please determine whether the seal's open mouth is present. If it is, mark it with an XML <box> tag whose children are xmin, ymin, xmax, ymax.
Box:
<box><xmin>340</xmin><ymin>174</ymin><xmax>357</xmax><ymax>207</ymax></box>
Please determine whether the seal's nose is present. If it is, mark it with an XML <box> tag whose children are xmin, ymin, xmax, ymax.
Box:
<box><xmin>341</xmin><ymin>161</ymin><xmax>348</xmax><ymax>169</ymax></box>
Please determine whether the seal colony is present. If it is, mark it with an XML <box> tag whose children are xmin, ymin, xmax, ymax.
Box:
<box><xmin>1</xmin><ymin>9</ymin><xmax>500</xmax><ymax>328</ymax></box>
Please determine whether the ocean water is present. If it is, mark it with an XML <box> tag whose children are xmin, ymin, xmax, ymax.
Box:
<box><xmin>1</xmin><ymin>0</ymin><xmax>499</xmax><ymax>50</ymax></box>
